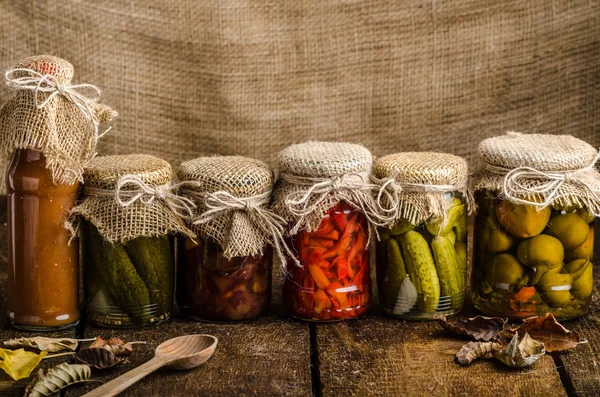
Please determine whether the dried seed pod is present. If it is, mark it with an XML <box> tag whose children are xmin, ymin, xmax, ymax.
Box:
<box><xmin>456</xmin><ymin>341</ymin><xmax>503</xmax><ymax>365</ymax></box>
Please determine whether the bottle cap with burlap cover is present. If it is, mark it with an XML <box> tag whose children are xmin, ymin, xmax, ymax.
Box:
<box><xmin>68</xmin><ymin>154</ymin><xmax>195</xmax><ymax>242</ymax></box>
<box><xmin>372</xmin><ymin>152</ymin><xmax>472</xmax><ymax>227</ymax></box>
<box><xmin>272</xmin><ymin>141</ymin><xmax>386</xmax><ymax>235</ymax></box>
<box><xmin>176</xmin><ymin>155</ymin><xmax>294</xmax><ymax>263</ymax></box>
<box><xmin>472</xmin><ymin>131</ymin><xmax>600</xmax><ymax>214</ymax></box>
<box><xmin>0</xmin><ymin>55</ymin><xmax>118</xmax><ymax>184</ymax></box>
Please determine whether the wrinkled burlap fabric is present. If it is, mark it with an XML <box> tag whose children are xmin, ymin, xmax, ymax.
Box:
<box><xmin>272</xmin><ymin>141</ymin><xmax>383</xmax><ymax>234</ymax></box>
<box><xmin>176</xmin><ymin>156</ymin><xmax>279</xmax><ymax>260</ymax></box>
<box><xmin>472</xmin><ymin>132</ymin><xmax>600</xmax><ymax>214</ymax></box>
<box><xmin>69</xmin><ymin>154</ymin><xmax>194</xmax><ymax>243</ymax></box>
<box><xmin>0</xmin><ymin>55</ymin><xmax>117</xmax><ymax>185</ymax></box>
<box><xmin>373</xmin><ymin>152</ymin><xmax>472</xmax><ymax>227</ymax></box>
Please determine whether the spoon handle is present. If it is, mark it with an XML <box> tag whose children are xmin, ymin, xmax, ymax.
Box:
<box><xmin>81</xmin><ymin>356</ymin><xmax>170</xmax><ymax>397</ymax></box>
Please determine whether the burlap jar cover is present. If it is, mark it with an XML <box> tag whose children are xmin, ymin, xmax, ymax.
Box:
<box><xmin>176</xmin><ymin>156</ymin><xmax>293</xmax><ymax>263</ymax></box>
<box><xmin>472</xmin><ymin>132</ymin><xmax>600</xmax><ymax>213</ymax></box>
<box><xmin>271</xmin><ymin>141</ymin><xmax>386</xmax><ymax>237</ymax></box>
<box><xmin>372</xmin><ymin>152</ymin><xmax>473</xmax><ymax>226</ymax></box>
<box><xmin>0</xmin><ymin>55</ymin><xmax>117</xmax><ymax>184</ymax></box>
<box><xmin>69</xmin><ymin>154</ymin><xmax>194</xmax><ymax>242</ymax></box>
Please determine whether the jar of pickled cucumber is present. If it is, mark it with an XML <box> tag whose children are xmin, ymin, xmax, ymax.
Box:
<box><xmin>472</xmin><ymin>133</ymin><xmax>599</xmax><ymax>320</ymax></box>
<box><xmin>70</xmin><ymin>154</ymin><xmax>194</xmax><ymax>328</ymax></box>
<box><xmin>175</xmin><ymin>156</ymin><xmax>282</xmax><ymax>322</ymax></box>
<box><xmin>373</xmin><ymin>152</ymin><xmax>471</xmax><ymax>320</ymax></box>
<box><xmin>272</xmin><ymin>142</ymin><xmax>383</xmax><ymax>322</ymax></box>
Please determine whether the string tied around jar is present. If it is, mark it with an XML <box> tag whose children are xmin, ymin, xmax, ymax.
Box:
<box><xmin>484</xmin><ymin>150</ymin><xmax>600</xmax><ymax>216</ymax></box>
<box><xmin>5</xmin><ymin>68</ymin><xmax>118</xmax><ymax>148</ymax></box>
<box><xmin>280</xmin><ymin>172</ymin><xmax>394</xmax><ymax>235</ymax></box>
<box><xmin>182</xmin><ymin>187</ymin><xmax>301</xmax><ymax>267</ymax></box>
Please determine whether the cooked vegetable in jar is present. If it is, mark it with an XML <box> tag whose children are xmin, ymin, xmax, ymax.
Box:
<box><xmin>175</xmin><ymin>156</ymin><xmax>282</xmax><ymax>322</ymax></box>
<box><xmin>471</xmin><ymin>133</ymin><xmax>599</xmax><ymax>320</ymax></box>
<box><xmin>373</xmin><ymin>152</ymin><xmax>471</xmax><ymax>320</ymax></box>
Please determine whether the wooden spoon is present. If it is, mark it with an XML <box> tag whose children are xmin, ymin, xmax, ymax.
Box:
<box><xmin>81</xmin><ymin>334</ymin><xmax>218</xmax><ymax>397</ymax></box>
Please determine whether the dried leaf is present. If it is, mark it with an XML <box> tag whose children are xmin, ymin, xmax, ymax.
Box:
<box><xmin>494</xmin><ymin>332</ymin><xmax>545</xmax><ymax>368</ymax></box>
<box><xmin>3</xmin><ymin>337</ymin><xmax>93</xmax><ymax>353</ymax></box>
<box><xmin>509</xmin><ymin>313</ymin><xmax>585</xmax><ymax>352</ymax></box>
<box><xmin>456</xmin><ymin>341</ymin><xmax>503</xmax><ymax>365</ymax></box>
<box><xmin>75</xmin><ymin>348</ymin><xmax>125</xmax><ymax>369</ymax></box>
<box><xmin>88</xmin><ymin>337</ymin><xmax>145</xmax><ymax>356</ymax></box>
<box><xmin>24</xmin><ymin>363</ymin><xmax>91</xmax><ymax>397</ymax></box>
<box><xmin>0</xmin><ymin>348</ymin><xmax>47</xmax><ymax>380</ymax></box>
<box><xmin>435</xmin><ymin>315</ymin><xmax>507</xmax><ymax>341</ymax></box>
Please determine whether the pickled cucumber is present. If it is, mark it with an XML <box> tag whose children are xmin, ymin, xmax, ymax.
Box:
<box><xmin>389</xmin><ymin>219</ymin><xmax>416</xmax><ymax>235</ymax></box>
<box><xmin>380</xmin><ymin>238</ymin><xmax>406</xmax><ymax>301</ymax></box>
<box><xmin>83</xmin><ymin>222</ymin><xmax>151</xmax><ymax>324</ymax></box>
<box><xmin>399</xmin><ymin>231</ymin><xmax>440</xmax><ymax>312</ymax></box>
<box><xmin>547</xmin><ymin>213</ymin><xmax>590</xmax><ymax>249</ymax></box>
<box><xmin>495</xmin><ymin>201</ymin><xmax>550</xmax><ymax>238</ymax></box>
<box><xmin>454</xmin><ymin>241</ymin><xmax>467</xmax><ymax>292</ymax></box>
<box><xmin>125</xmin><ymin>236</ymin><xmax>174</xmax><ymax>313</ymax></box>
<box><xmin>431</xmin><ymin>236</ymin><xmax>461</xmax><ymax>299</ymax></box>
<box><xmin>426</xmin><ymin>198</ymin><xmax>465</xmax><ymax>236</ymax></box>
<box><xmin>453</xmin><ymin>214</ymin><xmax>468</xmax><ymax>242</ymax></box>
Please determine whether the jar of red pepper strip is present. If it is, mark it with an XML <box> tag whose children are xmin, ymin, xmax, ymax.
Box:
<box><xmin>272</xmin><ymin>142</ymin><xmax>384</xmax><ymax>322</ymax></box>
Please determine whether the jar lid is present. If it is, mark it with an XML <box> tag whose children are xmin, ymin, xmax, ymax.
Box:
<box><xmin>84</xmin><ymin>154</ymin><xmax>172</xmax><ymax>189</ymax></box>
<box><xmin>177</xmin><ymin>156</ymin><xmax>273</xmax><ymax>197</ymax></box>
<box><xmin>278</xmin><ymin>141</ymin><xmax>372</xmax><ymax>178</ymax></box>
<box><xmin>14</xmin><ymin>55</ymin><xmax>74</xmax><ymax>84</ymax></box>
<box><xmin>479</xmin><ymin>132</ymin><xmax>597</xmax><ymax>172</ymax></box>
<box><xmin>374</xmin><ymin>152</ymin><xmax>468</xmax><ymax>186</ymax></box>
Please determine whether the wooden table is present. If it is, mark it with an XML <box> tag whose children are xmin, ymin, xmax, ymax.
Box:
<box><xmin>1</xmin><ymin>215</ymin><xmax>599</xmax><ymax>396</ymax></box>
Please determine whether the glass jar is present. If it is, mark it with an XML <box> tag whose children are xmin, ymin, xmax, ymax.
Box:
<box><xmin>6</xmin><ymin>149</ymin><xmax>80</xmax><ymax>331</ymax></box>
<box><xmin>472</xmin><ymin>190</ymin><xmax>594</xmax><ymax>320</ymax></box>
<box><xmin>376</xmin><ymin>194</ymin><xmax>467</xmax><ymax>320</ymax></box>
<box><xmin>82</xmin><ymin>220</ymin><xmax>174</xmax><ymax>327</ymax></box>
<box><xmin>177</xmin><ymin>237</ymin><xmax>272</xmax><ymax>322</ymax></box>
<box><xmin>283</xmin><ymin>201</ymin><xmax>371</xmax><ymax>321</ymax></box>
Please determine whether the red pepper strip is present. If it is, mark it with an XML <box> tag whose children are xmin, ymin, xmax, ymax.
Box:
<box><xmin>314</xmin><ymin>289</ymin><xmax>332</xmax><ymax>314</ymax></box>
<box><xmin>321</xmin><ymin>216</ymin><xmax>357</xmax><ymax>261</ymax></box>
<box><xmin>304</xmin><ymin>246</ymin><xmax>328</xmax><ymax>265</ymax></box>
<box><xmin>302</xmin><ymin>271</ymin><xmax>315</xmax><ymax>292</ymax></box>
<box><xmin>314</xmin><ymin>216</ymin><xmax>335</xmax><ymax>234</ymax></box>
<box><xmin>331</xmin><ymin>256</ymin><xmax>349</xmax><ymax>280</ymax></box>
<box><xmin>313</xmin><ymin>229</ymin><xmax>340</xmax><ymax>241</ymax></box>
<box><xmin>349</xmin><ymin>255</ymin><xmax>368</xmax><ymax>290</ymax></box>
<box><xmin>308</xmin><ymin>264</ymin><xmax>331</xmax><ymax>289</ymax></box>
<box><xmin>326</xmin><ymin>281</ymin><xmax>349</xmax><ymax>308</ymax></box>
<box><xmin>309</xmin><ymin>238</ymin><xmax>335</xmax><ymax>249</ymax></box>
<box><xmin>332</xmin><ymin>211</ymin><xmax>349</xmax><ymax>231</ymax></box>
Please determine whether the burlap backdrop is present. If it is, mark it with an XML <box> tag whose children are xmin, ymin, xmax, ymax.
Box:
<box><xmin>1</xmin><ymin>1</ymin><xmax>598</xmax><ymax>191</ymax></box>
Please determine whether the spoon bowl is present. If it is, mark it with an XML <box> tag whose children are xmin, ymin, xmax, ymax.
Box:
<box><xmin>82</xmin><ymin>334</ymin><xmax>218</xmax><ymax>397</ymax></box>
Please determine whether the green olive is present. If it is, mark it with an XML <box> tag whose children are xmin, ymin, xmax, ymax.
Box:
<box><xmin>565</xmin><ymin>259</ymin><xmax>593</xmax><ymax>300</ymax></box>
<box><xmin>537</xmin><ymin>271</ymin><xmax>573</xmax><ymax>308</ymax></box>
<box><xmin>485</xmin><ymin>253</ymin><xmax>525</xmax><ymax>293</ymax></box>
<box><xmin>495</xmin><ymin>201</ymin><xmax>551</xmax><ymax>238</ymax></box>
<box><xmin>575</xmin><ymin>208</ymin><xmax>595</xmax><ymax>224</ymax></box>
<box><xmin>565</xmin><ymin>225</ymin><xmax>594</xmax><ymax>261</ymax></box>
<box><xmin>547</xmin><ymin>213</ymin><xmax>589</xmax><ymax>249</ymax></box>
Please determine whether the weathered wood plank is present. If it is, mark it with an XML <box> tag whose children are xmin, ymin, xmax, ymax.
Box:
<box><xmin>67</xmin><ymin>268</ymin><xmax>312</xmax><ymax>397</ymax></box>
<box><xmin>551</xmin><ymin>223</ymin><xmax>600</xmax><ymax>396</ymax></box>
<box><xmin>0</xmin><ymin>197</ymin><xmax>77</xmax><ymax>397</ymax></box>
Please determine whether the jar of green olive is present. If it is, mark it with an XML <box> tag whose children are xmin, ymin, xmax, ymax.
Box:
<box><xmin>472</xmin><ymin>133</ymin><xmax>598</xmax><ymax>320</ymax></box>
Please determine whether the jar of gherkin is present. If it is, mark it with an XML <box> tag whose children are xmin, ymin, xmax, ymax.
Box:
<box><xmin>70</xmin><ymin>154</ymin><xmax>194</xmax><ymax>328</ymax></box>
<box><xmin>373</xmin><ymin>152</ymin><xmax>471</xmax><ymax>320</ymax></box>
<box><xmin>472</xmin><ymin>132</ymin><xmax>598</xmax><ymax>320</ymax></box>
<box><xmin>175</xmin><ymin>156</ymin><xmax>280</xmax><ymax>322</ymax></box>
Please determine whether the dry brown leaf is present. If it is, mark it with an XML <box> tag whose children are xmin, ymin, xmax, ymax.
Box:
<box><xmin>509</xmin><ymin>313</ymin><xmax>585</xmax><ymax>352</ymax></box>
<box><xmin>3</xmin><ymin>337</ymin><xmax>94</xmax><ymax>353</ymax></box>
<box><xmin>88</xmin><ymin>337</ymin><xmax>145</xmax><ymax>356</ymax></box>
<box><xmin>24</xmin><ymin>363</ymin><xmax>92</xmax><ymax>397</ymax></box>
<box><xmin>494</xmin><ymin>332</ymin><xmax>545</xmax><ymax>368</ymax></box>
<box><xmin>456</xmin><ymin>341</ymin><xmax>503</xmax><ymax>365</ymax></box>
<box><xmin>435</xmin><ymin>315</ymin><xmax>507</xmax><ymax>341</ymax></box>
<box><xmin>75</xmin><ymin>348</ymin><xmax>125</xmax><ymax>370</ymax></box>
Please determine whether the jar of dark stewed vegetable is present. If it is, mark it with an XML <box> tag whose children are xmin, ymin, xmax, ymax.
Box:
<box><xmin>472</xmin><ymin>132</ymin><xmax>599</xmax><ymax>320</ymax></box>
<box><xmin>373</xmin><ymin>152</ymin><xmax>471</xmax><ymax>320</ymax></box>
<box><xmin>176</xmin><ymin>156</ymin><xmax>281</xmax><ymax>322</ymax></box>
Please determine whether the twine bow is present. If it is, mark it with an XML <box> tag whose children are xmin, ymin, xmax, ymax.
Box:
<box><xmin>97</xmin><ymin>175</ymin><xmax>198</xmax><ymax>219</ymax></box>
<box><xmin>485</xmin><ymin>150</ymin><xmax>600</xmax><ymax>215</ymax></box>
<box><xmin>5</xmin><ymin>68</ymin><xmax>114</xmax><ymax>148</ymax></box>
<box><xmin>281</xmin><ymin>172</ymin><xmax>392</xmax><ymax>234</ymax></box>
<box><xmin>190</xmin><ymin>190</ymin><xmax>299</xmax><ymax>266</ymax></box>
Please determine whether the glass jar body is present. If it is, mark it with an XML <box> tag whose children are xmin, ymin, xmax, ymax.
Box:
<box><xmin>177</xmin><ymin>236</ymin><xmax>272</xmax><ymax>322</ymax></box>
<box><xmin>6</xmin><ymin>149</ymin><xmax>80</xmax><ymax>331</ymax></box>
<box><xmin>282</xmin><ymin>201</ymin><xmax>371</xmax><ymax>321</ymax></box>
<box><xmin>472</xmin><ymin>190</ymin><xmax>594</xmax><ymax>320</ymax></box>
<box><xmin>376</xmin><ymin>194</ymin><xmax>467</xmax><ymax>320</ymax></box>
<box><xmin>82</xmin><ymin>221</ymin><xmax>174</xmax><ymax>328</ymax></box>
